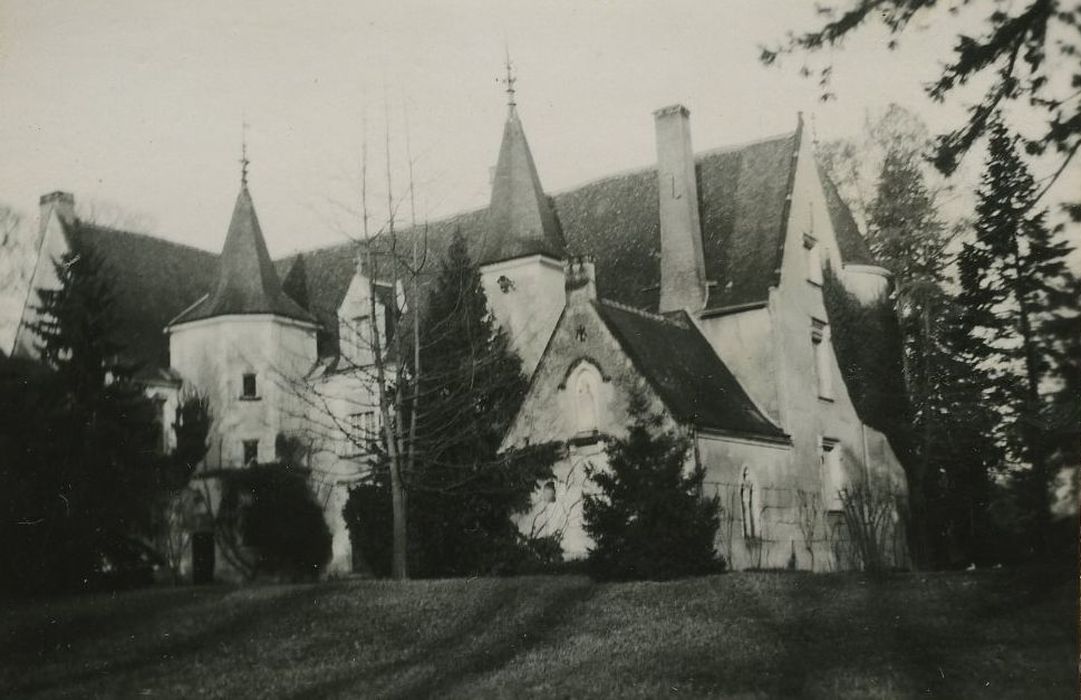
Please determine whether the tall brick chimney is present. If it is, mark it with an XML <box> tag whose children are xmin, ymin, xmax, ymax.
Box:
<box><xmin>564</xmin><ymin>255</ymin><xmax>597</xmax><ymax>306</ymax></box>
<box><xmin>653</xmin><ymin>105</ymin><xmax>707</xmax><ymax>313</ymax></box>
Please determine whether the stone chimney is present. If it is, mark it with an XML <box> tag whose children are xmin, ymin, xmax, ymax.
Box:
<box><xmin>39</xmin><ymin>190</ymin><xmax>75</xmax><ymax>227</ymax></box>
<box><xmin>653</xmin><ymin>105</ymin><xmax>707</xmax><ymax>313</ymax></box>
<box><xmin>564</xmin><ymin>255</ymin><xmax>597</xmax><ymax>306</ymax></box>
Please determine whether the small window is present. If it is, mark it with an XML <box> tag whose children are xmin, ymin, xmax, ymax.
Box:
<box><xmin>811</xmin><ymin>320</ymin><xmax>833</xmax><ymax>400</ymax></box>
<box><xmin>242</xmin><ymin>439</ymin><xmax>259</xmax><ymax>465</ymax></box>
<box><xmin>241</xmin><ymin>373</ymin><xmax>258</xmax><ymax>399</ymax></box>
<box><xmin>541</xmin><ymin>481</ymin><xmax>557</xmax><ymax>504</ymax></box>
<box><xmin>740</xmin><ymin>465</ymin><xmax>758</xmax><ymax>540</ymax></box>
<box><xmin>820</xmin><ymin>438</ymin><xmax>843</xmax><ymax>511</ymax></box>
<box><xmin>804</xmin><ymin>234</ymin><xmax>823</xmax><ymax>286</ymax></box>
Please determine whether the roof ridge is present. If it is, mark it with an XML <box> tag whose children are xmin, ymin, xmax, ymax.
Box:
<box><xmin>549</xmin><ymin>128</ymin><xmax>798</xmax><ymax>197</ymax></box>
<box><xmin>76</xmin><ymin>220</ymin><xmax>218</xmax><ymax>256</ymax></box>
<box><xmin>597</xmin><ymin>298</ymin><xmax>682</xmax><ymax>326</ymax></box>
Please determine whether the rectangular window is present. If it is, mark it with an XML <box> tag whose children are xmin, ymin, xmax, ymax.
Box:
<box><xmin>241</xmin><ymin>372</ymin><xmax>258</xmax><ymax>399</ymax></box>
<box><xmin>804</xmin><ymin>234</ymin><xmax>823</xmax><ymax>286</ymax></box>
<box><xmin>812</xmin><ymin>319</ymin><xmax>833</xmax><ymax>401</ymax></box>
<box><xmin>242</xmin><ymin>439</ymin><xmax>259</xmax><ymax>465</ymax></box>
<box><xmin>820</xmin><ymin>437</ymin><xmax>843</xmax><ymax>511</ymax></box>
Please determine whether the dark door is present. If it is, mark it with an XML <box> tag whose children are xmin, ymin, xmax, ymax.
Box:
<box><xmin>192</xmin><ymin>532</ymin><xmax>215</xmax><ymax>584</ymax></box>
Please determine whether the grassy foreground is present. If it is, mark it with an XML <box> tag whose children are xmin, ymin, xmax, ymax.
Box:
<box><xmin>0</xmin><ymin>569</ymin><xmax>1075</xmax><ymax>698</ymax></box>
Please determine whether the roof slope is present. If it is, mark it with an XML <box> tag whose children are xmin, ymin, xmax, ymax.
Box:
<box><xmin>64</xmin><ymin>222</ymin><xmax>218</xmax><ymax>373</ymax></box>
<box><xmin>170</xmin><ymin>185</ymin><xmax>315</xmax><ymax>326</ymax></box>
<box><xmin>479</xmin><ymin>108</ymin><xmax>567</xmax><ymax>265</ymax></box>
<box><xmin>279</xmin><ymin>128</ymin><xmax>805</xmax><ymax>355</ymax></box>
<box><xmin>817</xmin><ymin>163</ymin><xmax>876</xmax><ymax>266</ymax></box>
<box><xmin>594</xmin><ymin>300</ymin><xmax>786</xmax><ymax>438</ymax></box>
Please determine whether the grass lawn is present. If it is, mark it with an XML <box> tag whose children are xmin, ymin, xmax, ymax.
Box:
<box><xmin>0</xmin><ymin>568</ymin><xmax>1075</xmax><ymax>698</ymax></box>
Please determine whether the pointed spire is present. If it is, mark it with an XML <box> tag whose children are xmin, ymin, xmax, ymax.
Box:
<box><xmin>169</xmin><ymin>184</ymin><xmax>315</xmax><ymax>326</ymax></box>
<box><xmin>481</xmin><ymin>64</ymin><xmax>566</xmax><ymax>266</ymax></box>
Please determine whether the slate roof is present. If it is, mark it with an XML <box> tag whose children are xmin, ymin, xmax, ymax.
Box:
<box><xmin>169</xmin><ymin>185</ymin><xmax>315</xmax><ymax>326</ymax></box>
<box><xmin>62</xmin><ymin>222</ymin><xmax>219</xmax><ymax>375</ymax></box>
<box><xmin>817</xmin><ymin>163</ymin><xmax>876</xmax><ymax>266</ymax></box>
<box><xmin>593</xmin><ymin>300</ymin><xmax>786</xmax><ymax>439</ymax></box>
<box><xmin>48</xmin><ymin>117</ymin><xmax>876</xmax><ymax>372</ymax></box>
<box><xmin>479</xmin><ymin>108</ymin><xmax>567</xmax><ymax>265</ymax></box>
<box><xmin>274</xmin><ymin>126</ymin><xmax>809</xmax><ymax>356</ymax></box>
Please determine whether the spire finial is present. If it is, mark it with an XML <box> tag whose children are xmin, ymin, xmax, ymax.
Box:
<box><xmin>240</xmin><ymin>117</ymin><xmax>250</xmax><ymax>185</ymax></box>
<box><xmin>500</xmin><ymin>46</ymin><xmax>517</xmax><ymax>110</ymax></box>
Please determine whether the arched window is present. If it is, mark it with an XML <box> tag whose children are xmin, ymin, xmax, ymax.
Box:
<box><xmin>541</xmin><ymin>480</ymin><xmax>557</xmax><ymax>504</ymax></box>
<box><xmin>740</xmin><ymin>465</ymin><xmax>758</xmax><ymax>540</ymax></box>
<box><xmin>572</xmin><ymin>364</ymin><xmax>601</xmax><ymax>434</ymax></box>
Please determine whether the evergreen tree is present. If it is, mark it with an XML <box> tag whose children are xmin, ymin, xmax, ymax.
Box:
<box><xmin>952</xmin><ymin>116</ymin><xmax>1078</xmax><ymax>552</ymax></box>
<box><xmin>385</xmin><ymin>230</ymin><xmax>544</xmax><ymax>577</ymax></box>
<box><xmin>583</xmin><ymin>392</ymin><xmax>721</xmax><ymax>581</ymax></box>
<box><xmin>2</xmin><ymin>250</ymin><xmax>161</xmax><ymax>592</ymax></box>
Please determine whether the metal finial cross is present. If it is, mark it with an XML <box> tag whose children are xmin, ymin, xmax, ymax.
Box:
<box><xmin>240</xmin><ymin>118</ymin><xmax>250</xmax><ymax>185</ymax></box>
<box><xmin>501</xmin><ymin>47</ymin><xmax>517</xmax><ymax>109</ymax></box>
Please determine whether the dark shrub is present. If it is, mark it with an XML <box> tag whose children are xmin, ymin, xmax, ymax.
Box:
<box><xmin>220</xmin><ymin>464</ymin><xmax>331</xmax><ymax>581</ymax></box>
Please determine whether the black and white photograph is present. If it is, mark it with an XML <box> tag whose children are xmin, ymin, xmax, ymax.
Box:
<box><xmin>0</xmin><ymin>0</ymin><xmax>1078</xmax><ymax>696</ymax></box>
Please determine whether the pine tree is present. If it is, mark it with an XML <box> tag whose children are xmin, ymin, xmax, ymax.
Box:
<box><xmin>583</xmin><ymin>391</ymin><xmax>721</xmax><ymax>581</ymax></box>
<box><xmin>401</xmin><ymin>230</ymin><xmax>539</xmax><ymax>576</ymax></box>
<box><xmin>9</xmin><ymin>250</ymin><xmax>162</xmax><ymax>590</ymax></box>
<box><xmin>953</xmin><ymin>116</ymin><xmax>1078</xmax><ymax>552</ymax></box>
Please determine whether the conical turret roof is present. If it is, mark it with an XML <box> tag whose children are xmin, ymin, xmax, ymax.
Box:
<box><xmin>480</xmin><ymin>108</ymin><xmax>566</xmax><ymax>265</ymax></box>
<box><xmin>169</xmin><ymin>184</ymin><xmax>315</xmax><ymax>326</ymax></box>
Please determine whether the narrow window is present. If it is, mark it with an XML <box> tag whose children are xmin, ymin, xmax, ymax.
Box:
<box><xmin>821</xmin><ymin>437</ymin><xmax>844</xmax><ymax>511</ymax></box>
<box><xmin>541</xmin><ymin>480</ymin><xmax>557</xmax><ymax>504</ymax></box>
<box><xmin>740</xmin><ymin>465</ymin><xmax>757</xmax><ymax>540</ymax></box>
<box><xmin>574</xmin><ymin>369</ymin><xmax>599</xmax><ymax>433</ymax></box>
<box><xmin>241</xmin><ymin>372</ymin><xmax>258</xmax><ymax>399</ymax></box>
<box><xmin>804</xmin><ymin>234</ymin><xmax>823</xmax><ymax>286</ymax></box>
<box><xmin>811</xmin><ymin>320</ymin><xmax>833</xmax><ymax>400</ymax></box>
<box><xmin>242</xmin><ymin>439</ymin><xmax>259</xmax><ymax>465</ymax></box>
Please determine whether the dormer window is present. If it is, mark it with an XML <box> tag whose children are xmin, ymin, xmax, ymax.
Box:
<box><xmin>804</xmin><ymin>233</ymin><xmax>823</xmax><ymax>286</ymax></box>
<box><xmin>241</xmin><ymin>372</ymin><xmax>258</xmax><ymax>400</ymax></box>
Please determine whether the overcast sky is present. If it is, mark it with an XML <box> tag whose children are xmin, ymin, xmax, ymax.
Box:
<box><xmin>0</xmin><ymin>0</ymin><xmax>1072</xmax><ymax>257</ymax></box>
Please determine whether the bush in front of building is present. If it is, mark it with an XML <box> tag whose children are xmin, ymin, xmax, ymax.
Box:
<box><xmin>583</xmin><ymin>396</ymin><xmax>722</xmax><ymax>581</ymax></box>
<box><xmin>218</xmin><ymin>464</ymin><xmax>332</xmax><ymax>581</ymax></box>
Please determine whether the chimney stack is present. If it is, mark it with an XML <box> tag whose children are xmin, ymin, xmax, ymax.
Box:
<box><xmin>38</xmin><ymin>191</ymin><xmax>76</xmax><ymax>246</ymax></box>
<box><xmin>564</xmin><ymin>255</ymin><xmax>597</xmax><ymax>305</ymax></box>
<box><xmin>653</xmin><ymin>105</ymin><xmax>707</xmax><ymax>313</ymax></box>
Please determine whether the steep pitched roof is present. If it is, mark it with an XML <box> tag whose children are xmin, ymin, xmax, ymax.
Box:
<box><xmin>479</xmin><ymin>108</ymin><xmax>566</xmax><ymax>265</ymax></box>
<box><xmin>593</xmin><ymin>300</ymin><xmax>786</xmax><ymax>439</ymax></box>
<box><xmin>278</xmin><ymin>127</ymin><xmax>806</xmax><ymax>356</ymax></box>
<box><xmin>63</xmin><ymin>222</ymin><xmax>219</xmax><ymax>374</ymax></box>
<box><xmin>817</xmin><ymin>162</ymin><xmax>876</xmax><ymax>266</ymax></box>
<box><xmin>170</xmin><ymin>185</ymin><xmax>315</xmax><ymax>326</ymax></box>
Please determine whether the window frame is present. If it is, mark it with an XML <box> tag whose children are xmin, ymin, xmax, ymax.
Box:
<box><xmin>811</xmin><ymin>319</ymin><xmax>833</xmax><ymax>402</ymax></box>
<box><xmin>242</xmin><ymin>439</ymin><xmax>259</xmax><ymax>465</ymax></box>
<box><xmin>240</xmin><ymin>372</ymin><xmax>259</xmax><ymax>400</ymax></box>
<box><xmin>804</xmin><ymin>233</ymin><xmax>823</xmax><ymax>287</ymax></box>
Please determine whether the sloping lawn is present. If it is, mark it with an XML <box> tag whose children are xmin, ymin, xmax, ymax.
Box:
<box><xmin>0</xmin><ymin>569</ymin><xmax>1074</xmax><ymax>698</ymax></box>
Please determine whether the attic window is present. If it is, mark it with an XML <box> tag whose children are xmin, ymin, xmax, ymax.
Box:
<box><xmin>804</xmin><ymin>234</ymin><xmax>823</xmax><ymax>286</ymax></box>
<box><xmin>241</xmin><ymin>373</ymin><xmax>258</xmax><ymax>400</ymax></box>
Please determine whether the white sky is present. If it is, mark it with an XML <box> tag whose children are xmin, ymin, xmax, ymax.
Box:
<box><xmin>0</xmin><ymin>0</ymin><xmax>1073</xmax><ymax>257</ymax></box>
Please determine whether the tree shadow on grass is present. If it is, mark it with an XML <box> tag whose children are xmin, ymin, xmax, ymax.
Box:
<box><xmin>4</xmin><ymin>584</ymin><xmax>324</xmax><ymax>697</ymax></box>
<box><xmin>291</xmin><ymin>577</ymin><xmax>595</xmax><ymax>700</ymax></box>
